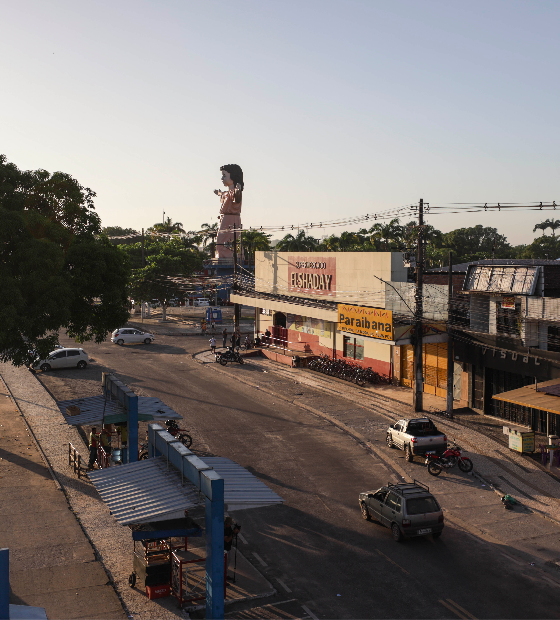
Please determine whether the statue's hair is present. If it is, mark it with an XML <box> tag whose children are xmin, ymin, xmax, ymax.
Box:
<box><xmin>220</xmin><ymin>164</ymin><xmax>244</xmax><ymax>191</ymax></box>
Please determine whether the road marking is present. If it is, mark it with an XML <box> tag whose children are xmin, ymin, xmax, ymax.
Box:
<box><xmin>500</xmin><ymin>552</ymin><xmax>525</xmax><ymax>566</ymax></box>
<box><xmin>301</xmin><ymin>605</ymin><xmax>319</xmax><ymax>620</ymax></box>
<box><xmin>252</xmin><ymin>552</ymin><xmax>267</xmax><ymax>567</ymax></box>
<box><xmin>238</xmin><ymin>532</ymin><xmax>248</xmax><ymax>544</ymax></box>
<box><xmin>276</xmin><ymin>578</ymin><xmax>292</xmax><ymax>593</ymax></box>
<box><xmin>375</xmin><ymin>549</ymin><xmax>409</xmax><ymax>575</ymax></box>
<box><xmin>441</xmin><ymin>598</ymin><xmax>477</xmax><ymax>620</ymax></box>
<box><xmin>541</xmin><ymin>575</ymin><xmax>560</xmax><ymax>587</ymax></box>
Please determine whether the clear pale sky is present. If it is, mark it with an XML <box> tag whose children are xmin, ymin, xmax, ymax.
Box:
<box><xmin>2</xmin><ymin>0</ymin><xmax>558</xmax><ymax>245</ymax></box>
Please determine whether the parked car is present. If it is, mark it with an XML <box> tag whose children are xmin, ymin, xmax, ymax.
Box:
<box><xmin>193</xmin><ymin>298</ymin><xmax>210</xmax><ymax>307</ymax></box>
<box><xmin>33</xmin><ymin>348</ymin><xmax>89</xmax><ymax>372</ymax></box>
<box><xmin>359</xmin><ymin>481</ymin><xmax>444</xmax><ymax>541</ymax></box>
<box><xmin>111</xmin><ymin>328</ymin><xmax>155</xmax><ymax>345</ymax></box>
<box><xmin>386</xmin><ymin>417</ymin><xmax>447</xmax><ymax>462</ymax></box>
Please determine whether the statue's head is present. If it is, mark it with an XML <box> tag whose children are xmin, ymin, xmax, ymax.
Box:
<box><xmin>220</xmin><ymin>164</ymin><xmax>244</xmax><ymax>191</ymax></box>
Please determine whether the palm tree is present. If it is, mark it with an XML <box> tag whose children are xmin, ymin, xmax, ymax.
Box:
<box><xmin>533</xmin><ymin>221</ymin><xmax>549</xmax><ymax>236</ymax></box>
<box><xmin>549</xmin><ymin>219</ymin><xmax>560</xmax><ymax>237</ymax></box>
<box><xmin>200</xmin><ymin>222</ymin><xmax>218</xmax><ymax>257</ymax></box>
<box><xmin>369</xmin><ymin>218</ymin><xmax>404</xmax><ymax>250</ymax></box>
<box><xmin>148</xmin><ymin>217</ymin><xmax>185</xmax><ymax>235</ymax></box>
<box><xmin>241</xmin><ymin>230</ymin><xmax>272</xmax><ymax>266</ymax></box>
<box><xmin>275</xmin><ymin>230</ymin><xmax>319</xmax><ymax>252</ymax></box>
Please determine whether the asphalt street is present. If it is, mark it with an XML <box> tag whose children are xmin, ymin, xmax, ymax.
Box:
<box><xmin>37</xmin><ymin>333</ymin><xmax>560</xmax><ymax>619</ymax></box>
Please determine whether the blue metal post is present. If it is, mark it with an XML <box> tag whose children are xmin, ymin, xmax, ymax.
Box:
<box><xmin>0</xmin><ymin>548</ymin><xmax>9</xmax><ymax>620</ymax></box>
<box><xmin>127</xmin><ymin>393</ymin><xmax>138</xmax><ymax>463</ymax></box>
<box><xmin>202</xmin><ymin>472</ymin><xmax>224</xmax><ymax>619</ymax></box>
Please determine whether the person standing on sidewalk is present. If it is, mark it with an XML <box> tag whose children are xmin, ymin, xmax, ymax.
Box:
<box><xmin>222</xmin><ymin>328</ymin><xmax>228</xmax><ymax>349</ymax></box>
<box><xmin>209</xmin><ymin>337</ymin><xmax>216</xmax><ymax>354</ymax></box>
<box><xmin>88</xmin><ymin>427</ymin><xmax>99</xmax><ymax>470</ymax></box>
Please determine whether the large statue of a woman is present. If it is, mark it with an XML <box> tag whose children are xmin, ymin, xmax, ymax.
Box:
<box><xmin>214</xmin><ymin>164</ymin><xmax>243</xmax><ymax>259</ymax></box>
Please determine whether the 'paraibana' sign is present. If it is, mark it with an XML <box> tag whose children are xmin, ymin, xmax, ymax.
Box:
<box><xmin>337</xmin><ymin>304</ymin><xmax>393</xmax><ymax>341</ymax></box>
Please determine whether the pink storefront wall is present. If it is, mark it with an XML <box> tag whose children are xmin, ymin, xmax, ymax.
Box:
<box><xmin>287</xmin><ymin>329</ymin><xmax>392</xmax><ymax>377</ymax></box>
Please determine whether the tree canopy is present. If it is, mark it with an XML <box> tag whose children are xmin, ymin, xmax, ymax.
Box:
<box><xmin>0</xmin><ymin>154</ymin><xmax>131</xmax><ymax>365</ymax></box>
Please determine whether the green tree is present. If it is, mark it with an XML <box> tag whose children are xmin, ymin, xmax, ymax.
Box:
<box><xmin>102</xmin><ymin>226</ymin><xmax>139</xmax><ymax>237</ymax></box>
<box><xmin>275</xmin><ymin>230</ymin><xmax>319</xmax><ymax>251</ymax></box>
<box><xmin>533</xmin><ymin>221</ymin><xmax>548</xmax><ymax>236</ymax></box>
<box><xmin>0</xmin><ymin>154</ymin><xmax>131</xmax><ymax>366</ymax></box>
<box><xmin>520</xmin><ymin>236</ymin><xmax>560</xmax><ymax>259</ymax></box>
<box><xmin>148</xmin><ymin>217</ymin><xmax>185</xmax><ymax>235</ymax></box>
<box><xmin>121</xmin><ymin>237</ymin><xmax>203</xmax><ymax>320</ymax></box>
<box><xmin>200</xmin><ymin>221</ymin><xmax>218</xmax><ymax>257</ymax></box>
<box><xmin>241</xmin><ymin>229</ymin><xmax>271</xmax><ymax>266</ymax></box>
<box><xmin>442</xmin><ymin>225</ymin><xmax>511</xmax><ymax>263</ymax></box>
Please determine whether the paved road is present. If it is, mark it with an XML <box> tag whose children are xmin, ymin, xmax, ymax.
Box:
<box><xmin>39</xmin><ymin>333</ymin><xmax>560</xmax><ymax>619</ymax></box>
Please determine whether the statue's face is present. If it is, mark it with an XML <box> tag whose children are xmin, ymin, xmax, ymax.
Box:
<box><xmin>221</xmin><ymin>169</ymin><xmax>233</xmax><ymax>187</ymax></box>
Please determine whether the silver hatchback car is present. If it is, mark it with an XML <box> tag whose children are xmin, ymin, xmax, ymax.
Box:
<box><xmin>359</xmin><ymin>480</ymin><xmax>444</xmax><ymax>542</ymax></box>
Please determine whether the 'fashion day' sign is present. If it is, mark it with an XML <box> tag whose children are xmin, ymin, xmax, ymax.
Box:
<box><xmin>338</xmin><ymin>304</ymin><xmax>393</xmax><ymax>340</ymax></box>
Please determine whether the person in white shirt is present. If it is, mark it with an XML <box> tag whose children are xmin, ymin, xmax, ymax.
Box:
<box><xmin>209</xmin><ymin>337</ymin><xmax>216</xmax><ymax>354</ymax></box>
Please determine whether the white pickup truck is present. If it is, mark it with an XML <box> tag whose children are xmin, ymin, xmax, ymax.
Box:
<box><xmin>386</xmin><ymin>418</ymin><xmax>447</xmax><ymax>462</ymax></box>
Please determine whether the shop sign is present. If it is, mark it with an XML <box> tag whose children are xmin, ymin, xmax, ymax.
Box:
<box><xmin>337</xmin><ymin>304</ymin><xmax>393</xmax><ymax>340</ymax></box>
<box><xmin>502</xmin><ymin>296</ymin><xmax>515</xmax><ymax>309</ymax></box>
<box><xmin>288</xmin><ymin>256</ymin><xmax>336</xmax><ymax>296</ymax></box>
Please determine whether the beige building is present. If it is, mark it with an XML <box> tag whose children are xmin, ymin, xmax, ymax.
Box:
<box><xmin>232</xmin><ymin>251</ymin><xmax>448</xmax><ymax>387</ymax></box>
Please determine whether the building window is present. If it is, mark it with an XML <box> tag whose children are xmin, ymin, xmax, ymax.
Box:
<box><xmin>496</xmin><ymin>302</ymin><xmax>521</xmax><ymax>336</ymax></box>
<box><xmin>343</xmin><ymin>336</ymin><xmax>364</xmax><ymax>360</ymax></box>
<box><xmin>549</xmin><ymin>326</ymin><xmax>560</xmax><ymax>353</ymax></box>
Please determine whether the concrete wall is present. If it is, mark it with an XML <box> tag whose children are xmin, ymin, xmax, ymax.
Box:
<box><xmin>255</xmin><ymin>251</ymin><xmax>407</xmax><ymax>307</ymax></box>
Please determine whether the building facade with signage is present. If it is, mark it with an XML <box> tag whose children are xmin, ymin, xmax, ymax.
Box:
<box><xmin>231</xmin><ymin>251</ymin><xmax>449</xmax><ymax>384</ymax></box>
<box><xmin>449</xmin><ymin>261</ymin><xmax>560</xmax><ymax>434</ymax></box>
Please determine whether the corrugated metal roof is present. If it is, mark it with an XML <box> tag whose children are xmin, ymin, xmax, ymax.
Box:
<box><xmin>88</xmin><ymin>457</ymin><xmax>203</xmax><ymax>524</ymax></box>
<box><xmin>57</xmin><ymin>395</ymin><xmax>182</xmax><ymax>426</ymax></box>
<box><xmin>464</xmin><ymin>265</ymin><xmax>539</xmax><ymax>294</ymax></box>
<box><xmin>88</xmin><ymin>455</ymin><xmax>284</xmax><ymax>524</ymax></box>
<box><xmin>203</xmin><ymin>457</ymin><xmax>284</xmax><ymax>511</ymax></box>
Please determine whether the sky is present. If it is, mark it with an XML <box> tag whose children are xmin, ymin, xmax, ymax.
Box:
<box><xmin>2</xmin><ymin>0</ymin><xmax>559</xmax><ymax>245</ymax></box>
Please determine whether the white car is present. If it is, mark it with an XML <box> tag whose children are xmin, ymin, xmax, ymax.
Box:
<box><xmin>111</xmin><ymin>328</ymin><xmax>155</xmax><ymax>345</ymax></box>
<box><xmin>194</xmin><ymin>298</ymin><xmax>210</xmax><ymax>307</ymax></box>
<box><xmin>34</xmin><ymin>348</ymin><xmax>89</xmax><ymax>372</ymax></box>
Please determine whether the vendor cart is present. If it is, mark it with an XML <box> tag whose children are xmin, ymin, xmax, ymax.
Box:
<box><xmin>127</xmin><ymin>516</ymin><xmax>202</xmax><ymax>594</ymax></box>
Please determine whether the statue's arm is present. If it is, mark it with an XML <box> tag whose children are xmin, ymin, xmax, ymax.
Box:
<box><xmin>233</xmin><ymin>184</ymin><xmax>242</xmax><ymax>203</ymax></box>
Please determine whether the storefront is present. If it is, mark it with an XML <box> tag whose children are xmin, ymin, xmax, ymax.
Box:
<box><xmin>232</xmin><ymin>251</ymin><xmax>410</xmax><ymax>377</ymax></box>
<box><xmin>454</xmin><ymin>337</ymin><xmax>559</xmax><ymax>424</ymax></box>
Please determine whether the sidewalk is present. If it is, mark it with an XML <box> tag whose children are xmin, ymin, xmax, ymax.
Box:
<box><xmin>0</xmin><ymin>372</ymin><xmax>126</xmax><ymax>619</ymax></box>
<box><xmin>127</xmin><ymin>316</ymin><xmax>254</xmax><ymax>337</ymax></box>
<box><xmin>195</xmin><ymin>349</ymin><xmax>560</xmax><ymax>566</ymax></box>
<box><xmin>0</xmin><ymin>362</ymin><xmax>277</xmax><ymax>619</ymax></box>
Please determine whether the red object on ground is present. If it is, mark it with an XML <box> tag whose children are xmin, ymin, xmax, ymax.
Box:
<box><xmin>146</xmin><ymin>584</ymin><xmax>171</xmax><ymax>599</ymax></box>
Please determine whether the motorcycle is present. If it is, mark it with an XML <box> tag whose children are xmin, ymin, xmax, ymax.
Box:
<box><xmin>165</xmin><ymin>419</ymin><xmax>193</xmax><ymax>449</ymax></box>
<box><xmin>216</xmin><ymin>347</ymin><xmax>244</xmax><ymax>366</ymax></box>
<box><xmin>425</xmin><ymin>443</ymin><xmax>473</xmax><ymax>476</ymax></box>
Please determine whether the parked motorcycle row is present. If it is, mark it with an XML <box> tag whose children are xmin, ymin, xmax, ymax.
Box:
<box><xmin>424</xmin><ymin>443</ymin><xmax>473</xmax><ymax>476</ymax></box>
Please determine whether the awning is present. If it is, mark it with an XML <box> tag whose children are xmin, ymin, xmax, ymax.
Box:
<box><xmin>88</xmin><ymin>457</ymin><xmax>203</xmax><ymax>524</ymax></box>
<box><xmin>230</xmin><ymin>293</ymin><xmax>337</xmax><ymax>321</ymax></box>
<box><xmin>88</xmin><ymin>455</ymin><xmax>284</xmax><ymax>524</ymax></box>
<box><xmin>492</xmin><ymin>379</ymin><xmax>560</xmax><ymax>414</ymax></box>
<box><xmin>57</xmin><ymin>395</ymin><xmax>182</xmax><ymax>426</ymax></box>
<box><xmin>202</xmin><ymin>457</ymin><xmax>284</xmax><ymax>511</ymax></box>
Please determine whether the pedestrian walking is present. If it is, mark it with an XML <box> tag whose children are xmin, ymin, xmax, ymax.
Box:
<box><xmin>100</xmin><ymin>426</ymin><xmax>112</xmax><ymax>456</ymax></box>
<box><xmin>201</xmin><ymin>319</ymin><xmax>207</xmax><ymax>335</ymax></box>
<box><xmin>222</xmin><ymin>328</ymin><xmax>228</xmax><ymax>349</ymax></box>
<box><xmin>209</xmin><ymin>337</ymin><xmax>216</xmax><ymax>354</ymax></box>
<box><xmin>87</xmin><ymin>427</ymin><xmax>99</xmax><ymax>470</ymax></box>
<box><xmin>211</xmin><ymin>320</ymin><xmax>215</xmax><ymax>332</ymax></box>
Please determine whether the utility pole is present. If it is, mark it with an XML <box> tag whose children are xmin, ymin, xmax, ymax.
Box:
<box><xmin>141</xmin><ymin>228</ymin><xmax>145</xmax><ymax>321</ymax></box>
<box><xmin>447</xmin><ymin>251</ymin><xmax>454</xmax><ymax>416</ymax></box>
<box><xmin>413</xmin><ymin>198</ymin><xmax>424</xmax><ymax>412</ymax></box>
<box><xmin>233</xmin><ymin>224</ymin><xmax>240</xmax><ymax>332</ymax></box>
